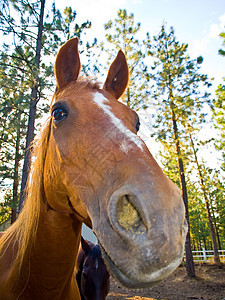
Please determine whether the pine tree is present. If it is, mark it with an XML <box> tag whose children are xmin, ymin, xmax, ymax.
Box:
<box><xmin>188</xmin><ymin>129</ymin><xmax>220</xmax><ymax>263</ymax></box>
<box><xmin>0</xmin><ymin>47</ymin><xmax>28</xmax><ymax>223</ymax></box>
<box><xmin>188</xmin><ymin>185</ymin><xmax>210</xmax><ymax>251</ymax></box>
<box><xmin>18</xmin><ymin>0</ymin><xmax>46</xmax><ymax>210</ymax></box>
<box><xmin>102</xmin><ymin>9</ymin><xmax>150</xmax><ymax>110</ymax></box>
<box><xmin>158</xmin><ymin>129</ymin><xmax>222</xmax><ymax>253</ymax></box>
<box><xmin>218</xmin><ymin>30</ymin><xmax>225</xmax><ymax>56</ymax></box>
<box><xmin>212</xmin><ymin>28</ymin><xmax>225</xmax><ymax>171</ymax></box>
<box><xmin>0</xmin><ymin>0</ymin><xmax>92</xmax><ymax>216</ymax></box>
<box><xmin>207</xmin><ymin>29</ymin><xmax>225</xmax><ymax>250</ymax></box>
<box><xmin>208</xmin><ymin>171</ymin><xmax>225</xmax><ymax>249</ymax></box>
<box><xmin>212</xmin><ymin>83</ymin><xmax>225</xmax><ymax>172</ymax></box>
<box><xmin>146</xmin><ymin>25</ymin><xmax>211</xmax><ymax>277</ymax></box>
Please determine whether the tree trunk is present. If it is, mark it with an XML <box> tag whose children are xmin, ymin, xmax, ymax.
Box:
<box><xmin>19</xmin><ymin>0</ymin><xmax>45</xmax><ymax>211</ymax></box>
<box><xmin>189</xmin><ymin>132</ymin><xmax>221</xmax><ymax>264</ymax></box>
<box><xmin>215</xmin><ymin>225</ymin><xmax>222</xmax><ymax>251</ymax></box>
<box><xmin>11</xmin><ymin>119</ymin><xmax>21</xmax><ymax>223</ymax></box>
<box><xmin>203</xmin><ymin>238</ymin><xmax>207</xmax><ymax>250</ymax></box>
<box><xmin>170</xmin><ymin>101</ymin><xmax>195</xmax><ymax>278</ymax></box>
<box><xmin>211</xmin><ymin>204</ymin><xmax>222</xmax><ymax>250</ymax></box>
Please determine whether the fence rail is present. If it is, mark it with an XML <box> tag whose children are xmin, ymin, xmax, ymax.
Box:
<box><xmin>184</xmin><ymin>249</ymin><xmax>225</xmax><ymax>262</ymax></box>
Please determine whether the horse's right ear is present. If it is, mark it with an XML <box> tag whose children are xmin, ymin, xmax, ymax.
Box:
<box><xmin>54</xmin><ymin>38</ymin><xmax>81</xmax><ymax>90</ymax></box>
<box><xmin>103</xmin><ymin>50</ymin><xmax>129</xmax><ymax>99</ymax></box>
<box><xmin>81</xmin><ymin>236</ymin><xmax>90</xmax><ymax>254</ymax></box>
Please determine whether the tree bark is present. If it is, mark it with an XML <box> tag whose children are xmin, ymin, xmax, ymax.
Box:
<box><xmin>189</xmin><ymin>132</ymin><xmax>221</xmax><ymax>264</ymax></box>
<box><xmin>169</xmin><ymin>100</ymin><xmax>195</xmax><ymax>278</ymax></box>
<box><xmin>19</xmin><ymin>0</ymin><xmax>45</xmax><ymax>211</ymax></box>
<box><xmin>210</xmin><ymin>203</ymin><xmax>222</xmax><ymax>250</ymax></box>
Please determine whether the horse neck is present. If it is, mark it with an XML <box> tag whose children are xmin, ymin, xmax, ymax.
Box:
<box><xmin>2</xmin><ymin>201</ymin><xmax>82</xmax><ymax>299</ymax></box>
<box><xmin>25</xmin><ymin>203</ymin><xmax>82</xmax><ymax>298</ymax></box>
<box><xmin>0</xmin><ymin>123</ymin><xmax>83</xmax><ymax>298</ymax></box>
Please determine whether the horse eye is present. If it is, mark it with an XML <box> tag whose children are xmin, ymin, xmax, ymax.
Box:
<box><xmin>136</xmin><ymin>119</ymin><xmax>140</xmax><ymax>132</ymax></box>
<box><xmin>52</xmin><ymin>107</ymin><xmax>68</xmax><ymax>123</ymax></box>
<box><xmin>82</xmin><ymin>271</ymin><xmax>87</xmax><ymax>279</ymax></box>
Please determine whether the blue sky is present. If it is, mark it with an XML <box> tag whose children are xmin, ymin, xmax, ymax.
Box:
<box><xmin>53</xmin><ymin>0</ymin><xmax>225</xmax><ymax>91</ymax></box>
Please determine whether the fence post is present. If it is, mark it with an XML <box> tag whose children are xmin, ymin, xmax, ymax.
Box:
<box><xmin>202</xmin><ymin>247</ymin><xmax>206</xmax><ymax>262</ymax></box>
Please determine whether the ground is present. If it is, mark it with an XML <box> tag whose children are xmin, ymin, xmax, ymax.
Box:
<box><xmin>107</xmin><ymin>263</ymin><xmax>225</xmax><ymax>300</ymax></box>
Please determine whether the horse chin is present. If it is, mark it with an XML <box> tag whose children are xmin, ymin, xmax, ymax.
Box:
<box><xmin>99</xmin><ymin>243</ymin><xmax>182</xmax><ymax>289</ymax></box>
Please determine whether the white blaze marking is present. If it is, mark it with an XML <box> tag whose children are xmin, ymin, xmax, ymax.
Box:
<box><xmin>120</xmin><ymin>139</ymin><xmax>133</xmax><ymax>154</ymax></box>
<box><xmin>93</xmin><ymin>93</ymin><xmax>144</xmax><ymax>152</ymax></box>
<box><xmin>95</xmin><ymin>259</ymin><xmax>99</xmax><ymax>270</ymax></box>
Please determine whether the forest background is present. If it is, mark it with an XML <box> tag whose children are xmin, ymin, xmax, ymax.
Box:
<box><xmin>0</xmin><ymin>0</ymin><xmax>224</xmax><ymax>277</ymax></box>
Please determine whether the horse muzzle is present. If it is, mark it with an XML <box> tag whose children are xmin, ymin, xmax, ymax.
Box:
<box><xmin>98</xmin><ymin>184</ymin><xmax>187</xmax><ymax>288</ymax></box>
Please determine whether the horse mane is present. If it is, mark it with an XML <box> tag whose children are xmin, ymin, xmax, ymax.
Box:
<box><xmin>0</xmin><ymin>77</ymin><xmax>100</xmax><ymax>270</ymax></box>
<box><xmin>0</xmin><ymin>119</ymin><xmax>52</xmax><ymax>269</ymax></box>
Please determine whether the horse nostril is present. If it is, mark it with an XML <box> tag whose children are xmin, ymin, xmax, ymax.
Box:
<box><xmin>116</xmin><ymin>194</ymin><xmax>146</xmax><ymax>235</ymax></box>
<box><xmin>117</xmin><ymin>195</ymin><xmax>139</xmax><ymax>229</ymax></box>
<box><xmin>108</xmin><ymin>186</ymin><xmax>151</xmax><ymax>241</ymax></box>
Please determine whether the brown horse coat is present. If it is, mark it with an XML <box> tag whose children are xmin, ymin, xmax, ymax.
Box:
<box><xmin>0</xmin><ymin>38</ymin><xmax>187</xmax><ymax>299</ymax></box>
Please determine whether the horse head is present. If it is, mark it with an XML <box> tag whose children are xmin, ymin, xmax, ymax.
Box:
<box><xmin>44</xmin><ymin>38</ymin><xmax>187</xmax><ymax>288</ymax></box>
<box><xmin>76</xmin><ymin>237</ymin><xmax>110</xmax><ymax>300</ymax></box>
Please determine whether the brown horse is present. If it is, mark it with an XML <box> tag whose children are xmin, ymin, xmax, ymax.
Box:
<box><xmin>0</xmin><ymin>38</ymin><xmax>187</xmax><ymax>299</ymax></box>
<box><xmin>76</xmin><ymin>237</ymin><xmax>110</xmax><ymax>300</ymax></box>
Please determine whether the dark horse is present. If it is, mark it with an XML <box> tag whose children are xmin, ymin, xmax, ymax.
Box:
<box><xmin>76</xmin><ymin>237</ymin><xmax>110</xmax><ymax>300</ymax></box>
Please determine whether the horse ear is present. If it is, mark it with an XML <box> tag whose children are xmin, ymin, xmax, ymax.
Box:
<box><xmin>81</xmin><ymin>236</ymin><xmax>90</xmax><ymax>254</ymax></box>
<box><xmin>103</xmin><ymin>50</ymin><xmax>129</xmax><ymax>99</ymax></box>
<box><xmin>54</xmin><ymin>38</ymin><xmax>81</xmax><ymax>90</ymax></box>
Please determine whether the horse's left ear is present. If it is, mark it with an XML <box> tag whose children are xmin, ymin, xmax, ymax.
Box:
<box><xmin>103</xmin><ymin>50</ymin><xmax>129</xmax><ymax>99</ymax></box>
<box><xmin>54</xmin><ymin>38</ymin><xmax>81</xmax><ymax>90</ymax></box>
<box><xmin>81</xmin><ymin>236</ymin><xmax>90</xmax><ymax>254</ymax></box>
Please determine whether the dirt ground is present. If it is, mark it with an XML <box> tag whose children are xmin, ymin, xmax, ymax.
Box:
<box><xmin>107</xmin><ymin>263</ymin><xmax>225</xmax><ymax>300</ymax></box>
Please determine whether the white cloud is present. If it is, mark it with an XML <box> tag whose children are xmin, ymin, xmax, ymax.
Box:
<box><xmin>209</xmin><ymin>23</ymin><xmax>221</xmax><ymax>38</ymax></box>
<box><xmin>209</xmin><ymin>13</ymin><xmax>225</xmax><ymax>39</ymax></box>
<box><xmin>55</xmin><ymin>0</ymin><xmax>126</xmax><ymax>28</ymax></box>
<box><xmin>191</xmin><ymin>13</ymin><xmax>225</xmax><ymax>57</ymax></box>
<box><xmin>192</xmin><ymin>37</ymin><xmax>209</xmax><ymax>57</ymax></box>
<box><xmin>219</xmin><ymin>13</ymin><xmax>225</xmax><ymax>27</ymax></box>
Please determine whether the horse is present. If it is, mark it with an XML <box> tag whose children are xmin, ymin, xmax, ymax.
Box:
<box><xmin>0</xmin><ymin>37</ymin><xmax>187</xmax><ymax>299</ymax></box>
<box><xmin>76</xmin><ymin>237</ymin><xmax>110</xmax><ymax>300</ymax></box>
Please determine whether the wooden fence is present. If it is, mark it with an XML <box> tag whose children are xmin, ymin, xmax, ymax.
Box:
<box><xmin>184</xmin><ymin>249</ymin><xmax>225</xmax><ymax>262</ymax></box>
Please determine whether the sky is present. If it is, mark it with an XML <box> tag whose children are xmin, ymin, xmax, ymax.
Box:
<box><xmin>53</xmin><ymin>0</ymin><xmax>225</xmax><ymax>90</ymax></box>
<box><xmin>51</xmin><ymin>0</ymin><xmax>225</xmax><ymax>166</ymax></box>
